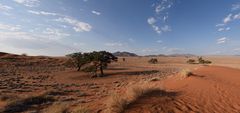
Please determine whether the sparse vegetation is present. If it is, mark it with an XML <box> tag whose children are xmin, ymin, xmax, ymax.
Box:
<box><xmin>198</xmin><ymin>57</ymin><xmax>212</xmax><ymax>64</ymax></box>
<box><xmin>67</xmin><ymin>52</ymin><xmax>91</xmax><ymax>71</ymax></box>
<box><xmin>180</xmin><ymin>69</ymin><xmax>193</xmax><ymax>78</ymax></box>
<box><xmin>71</xmin><ymin>106</ymin><xmax>90</xmax><ymax>113</ymax></box>
<box><xmin>122</xmin><ymin>58</ymin><xmax>125</xmax><ymax>62</ymax></box>
<box><xmin>106</xmin><ymin>84</ymin><xmax>163</xmax><ymax>113</ymax></box>
<box><xmin>43</xmin><ymin>103</ymin><xmax>69</xmax><ymax>113</ymax></box>
<box><xmin>187</xmin><ymin>57</ymin><xmax>212</xmax><ymax>64</ymax></box>
<box><xmin>148</xmin><ymin>58</ymin><xmax>158</xmax><ymax>64</ymax></box>
<box><xmin>2</xmin><ymin>94</ymin><xmax>55</xmax><ymax>113</ymax></box>
<box><xmin>67</xmin><ymin>51</ymin><xmax>118</xmax><ymax>77</ymax></box>
<box><xmin>187</xmin><ymin>59</ymin><xmax>196</xmax><ymax>64</ymax></box>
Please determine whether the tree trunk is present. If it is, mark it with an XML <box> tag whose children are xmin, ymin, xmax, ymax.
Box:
<box><xmin>77</xmin><ymin>65</ymin><xmax>81</xmax><ymax>71</ymax></box>
<box><xmin>100</xmin><ymin>65</ymin><xmax>104</xmax><ymax>76</ymax></box>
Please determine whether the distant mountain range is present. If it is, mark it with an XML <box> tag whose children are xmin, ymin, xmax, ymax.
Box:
<box><xmin>112</xmin><ymin>51</ymin><xmax>196</xmax><ymax>57</ymax></box>
<box><xmin>112</xmin><ymin>51</ymin><xmax>138</xmax><ymax>57</ymax></box>
<box><xmin>168</xmin><ymin>54</ymin><xmax>196</xmax><ymax>57</ymax></box>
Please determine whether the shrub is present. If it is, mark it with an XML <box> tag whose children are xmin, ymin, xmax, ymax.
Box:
<box><xmin>180</xmin><ymin>69</ymin><xmax>193</xmax><ymax>78</ymax></box>
<box><xmin>203</xmin><ymin>60</ymin><xmax>212</xmax><ymax>64</ymax></box>
<box><xmin>148</xmin><ymin>58</ymin><xmax>158</xmax><ymax>64</ymax></box>
<box><xmin>186</xmin><ymin>59</ymin><xmax>196</xmax><ymax>64</ymax></box>
<box><xmin>66</xmin><ymin>52</ymin><xmax>91</xmax><ymax>71</ymax></box>
<box><xmin>198</xmin><ymin>57</ymin><xmax>212</xmax><ymax>64</ymax></box>
<box><xmin>67</xmin><ymin>51</ymin><xmax>118</xmax><ymax>77</ymax></box>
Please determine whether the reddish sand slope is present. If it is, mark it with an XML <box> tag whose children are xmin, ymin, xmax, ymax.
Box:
<box><xmin>125</xmin><ymin>66</ymin><xmax>240</xmax><ymax>113</ymax></box>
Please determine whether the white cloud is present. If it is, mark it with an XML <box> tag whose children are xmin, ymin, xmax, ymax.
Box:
<box><xmin>226</xmin><ymin>27</ymin><xmax>231</xmax><ymax>31</ymax></box>
<box><xmin>152</xmin><ymin>25</ymin><xmax>162</xmax><ymax>34</ymax></box>
<box><xmin>233</xmin><ymin>48</ymin><xmax>240</xmax><ymax>51</ymax></box>
<box><xmin>216</xmin><ymin>24</ymin><xmax>225</xmax><ymax>27</ymax></box>
<box><xmin>0</xmin><ymin>23</ymin><xmax>21</xmax><ymax>31</ymax></box>
<box><xmin>128</xmin><ymin>38</ymin><xmax>135</xmax><ymax>42</ymax></box>
<box><xmin>147</xmin><ymin>17</ymin><xmax>156</xmax><ymax>25</ymax></box>
<box><xmin>232</xmin><ymin>3</ymin><xmax>240</xmax><ymax>11</ymax></box>
<box><xmin>13</xmin><ymin>0</ymin><xmax>40</xmax><ymax>7</ymax></box>
<box><xmin>28</xmin><ymin>10</ymin><xmax>58</xmax><ymax>16</ymax></box>
<box><xmin>73</xmin><ymin>42</ymin><xmax>85</xmax><ymax>47</ymax></box>
<box><xmin>0</xmin><ymin>3</ymin><xmax>13</xmax><ymax>11</ymax></box>
<box><xmin>156</xmin><ymin>40</ymin><xmax>162</xmax><ymax>43</ymax></box>
<box><xmin>167</xmin><ymin>48</ymin><xmax>184</xmax><ymax>53</ymax></box>
<box><xmin>155</xmin><ymin>1</ymin><xmax>172</xmax><ymax>14</ymax></box>
<box><xmin>218</xmin><ymin>28</ymin><xmax>224</xmax><ymax>32</ymax></box>
<box><xmin>55</xmin><ymin>17</ymin><xmax>92</xmax><ymax>32</ymax></box>
<box><xmin>218</xmin><ymin>27</ymin><xmax>230</xmax><ymax>32</ymax></box>
<box><xmin>148</xmin><ymin>0</ymin><xmax>173</xmax><ymax>34</ymax></box>
<box><xmin>0</xmin><ymin>31</ymin><xmax>35</xmax><ymax>40</ymax></box>
<box><xmin>161</xmin><ymin>25</ymin><xmax>171</xmax><ymax>32</ymax></box>
<box><xmin>91</xmin><ymin>10</ymin><xmax>101</xmax><ymax>15</ymax></box>
<box><xmin>217</xmin><ymin>37</ymin><xmax>227</xmax><ymax>44</ymax></box>
<box><xmin>223</xmin><ymin>14</ymin><xmax>232</xmax><ymax>24</ymax></box>
<box><xmin>43</xmin><ymin>28</ymin><xmax>70</xmax><ymax>37</ymax></box>
<box><xmin>105</xmin><ymin>42</ymin><xmax>123</xmax><ymax>47</ymax></box>
<box><xmin>233</xmin><ymin>13</ymin><xmax>240</xmax><ymax>19</ymax></box>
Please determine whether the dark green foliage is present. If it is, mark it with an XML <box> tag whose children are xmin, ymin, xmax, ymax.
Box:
<box><xmin>148</xmin><ymin>58</ymin><xmax>158</xmax><ymax>64</ymax></box>
<box><xmin>89</xmin><ymin>51</ymin><xmax>118</xmax><ymax>76</ymax></box>
<box><xmin>187</xmin><ymin>59</ymin><xmax>196</xmax><ymax>64</ymax></box>
<box><xmin>67</xmin><ymin>51</ymin><xmax>118</xmax><ymax>77</ymax></box>
<box><xmin>198</xmin><ymin>57</ymin><xmax>212</xmax><ymax>64</ymax></box>
<box><xmin>66</xmin><ymin>52</ymin><xmax>91</xmax><ymax>71</ymax></box>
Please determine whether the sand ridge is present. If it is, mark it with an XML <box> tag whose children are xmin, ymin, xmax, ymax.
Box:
<box><xmin>125</xmin><ymin>66</ymin><xmax>240</xmax><ymax>113</ymax></box>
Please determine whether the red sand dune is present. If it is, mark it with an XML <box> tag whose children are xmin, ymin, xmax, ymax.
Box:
<box><xmin>125</xmin><ymin>66</ymin><xmax>240</xmax><ymax>113</ymax></box>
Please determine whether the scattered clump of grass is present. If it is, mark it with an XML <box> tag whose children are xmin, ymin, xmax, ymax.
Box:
<box><xmin>106</xmin><ymin>84</ymin><xmax>162</xmax><ymax>113</ymax></box>
<box><xmin>43</xmin><ymin>103</ymin><xmax>69</xmax><ymax>113</ymax></box>
<box><xmin>107</xmin><ymin>94</ymin><xmax>128</xmax><ymax>113</ymax></box>
<box><xmin>2</xmin><ymin>94</ymin><xmax>55</xmax><ymax>113</ymax></box>
<box><xmin>71</xmin><ymin>106</ymin><xmax>90</xmax><ymax>113</ymax></box>
<box><xmin>148</xmin><ymin>58</ymin><xmax>158</xmax><ymax>64</ymax></box>
<box><xmin>148</xmin><ymin>77</ymin><xmax>160</xmax><ymax>82</ymax></box>
<box><xmin>180</xmin><ymin>69</ymin><xmax>193</xmax><ymax>78</ymax></box>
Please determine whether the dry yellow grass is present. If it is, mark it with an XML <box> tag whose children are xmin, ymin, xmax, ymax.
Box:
<box><xmin>71</xmin><ymin>106</ymin><xmax>90</xmax><ymax>113</ymax></box>
<box><xmin>43</xmin><ymin>103</ymin><xmax>69</xmax><ymax>113</ymax></box>
<box><xmin>179</xmin><ymin>68</ymin><xmax>193</xmax><ymax>79</ymax></box>
<box><xmin>106</xmin><ymin>83</ymin><xmax>163</xmax><ymax>113</ymax></box>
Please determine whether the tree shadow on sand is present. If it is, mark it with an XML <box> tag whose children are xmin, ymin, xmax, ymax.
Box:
<box><xmin>106</xmin><ymin>70</ymin><xmax>160</xmax><ymax>76</ymax></box>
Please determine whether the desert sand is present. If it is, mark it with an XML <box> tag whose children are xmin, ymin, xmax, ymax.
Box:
<box><xmin>125</xmin><ymin>66</ymin><xmax>240</xmax><ymax>113</ymax></box>
<box><xmin>1</xmin><ymin>53</ymin><xmax>240</xmax><ymax>113</ymax></box>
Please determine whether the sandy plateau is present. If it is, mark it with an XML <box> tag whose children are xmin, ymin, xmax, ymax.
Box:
<box><xmin>1</xmin><ymin>53</ymin><xmax>240</xmax><ymax>113</ymax></box>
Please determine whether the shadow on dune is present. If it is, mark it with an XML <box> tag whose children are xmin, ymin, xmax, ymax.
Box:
<box><xmin>190</xmin><ymin>73</ymin><xmax>205</xmax><ymax>78</ymax></box>
<box><xmin>107</xmin><ymin>70</ymin><xmax>159</xmax><ymax>76</ymax></box>
<box><xmin>106</xmin><ymin>67</ymin><xmax>129</xmax><ymax>71</ymax></box>
<box><xmin>124</xmin><ymin>90</ymin><xmax>180</xmax><ymax>113</ymax></box>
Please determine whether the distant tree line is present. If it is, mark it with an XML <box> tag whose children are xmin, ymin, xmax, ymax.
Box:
<box><xmin>66</xmin><ymin>51</ymin><xmax>118</xmax><ymax>77</ymax></box>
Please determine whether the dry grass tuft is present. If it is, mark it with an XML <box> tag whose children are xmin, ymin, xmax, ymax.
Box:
<box><xmin>2</xmin><ymin>94</ymin><xmax>55</xmax><ymax>113</ymax></box>
<box><xmin>43</xmin><ymin>103</ymin><xmax>69</xmax><ymax>113</ymax></box>
<box><xmin>71</xmin><ymin>106</ymin><xmax>90</xmax><ymax>113</ymax></box>
<box><xmin>106</xmin><ymin>83</ymin><xmax>163</xmax><ymax>113</ymax></box>
<box><xmin>179</xmin><ymin>69</ymin><xmax>193</xmax><ymax>78</ymax></box>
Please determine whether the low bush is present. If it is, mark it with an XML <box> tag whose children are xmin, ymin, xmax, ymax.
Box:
<box><xmin>148</xmin><ymin>58</ymin><xmax>158</xmax><ymax>64</ymax></box>
<box><xmin>186</xmin><ymin>59</ymin><xmax>196</xmax><ymax>64</ymax></box>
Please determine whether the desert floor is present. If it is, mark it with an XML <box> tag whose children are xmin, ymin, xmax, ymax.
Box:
<box><xmin>0</xmin><ymin>54</ymin><xmax>240</xmax><ymax>113</ymax></box>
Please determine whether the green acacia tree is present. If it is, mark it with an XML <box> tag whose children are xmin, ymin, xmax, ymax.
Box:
<box><xmin>67</xmin><ymin>51</ymin><xmax>118</xmax><ymax>77</ymax></box>
<box><xmin>90</xmin><ymin>51</ymin><xmax>118</xmax><ymax>77</ymax></box>
<box><xmin>67</xmin><ymin>52</ymin><xmax>91</xmax><ymax>71</ymax></box>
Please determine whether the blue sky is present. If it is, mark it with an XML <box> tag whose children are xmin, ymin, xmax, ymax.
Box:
<box><xmin>0</xmin><ymin>0</ymin><xmax>240</xmax><ymax>56</ymax></box>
